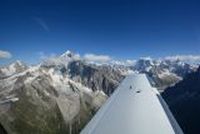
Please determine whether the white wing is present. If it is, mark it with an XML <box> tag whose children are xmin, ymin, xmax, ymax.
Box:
<box><xmin>81</xmin><ymin>74</ymin><xmax>183</xmax><ymax>134</ymax></box>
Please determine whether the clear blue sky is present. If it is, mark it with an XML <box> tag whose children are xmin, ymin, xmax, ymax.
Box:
<box><xmin>1</xmin><ymin>0</ymin><xmax>200</xmax><ymax>64</ymax></box>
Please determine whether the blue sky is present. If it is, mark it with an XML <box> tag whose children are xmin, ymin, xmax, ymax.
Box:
<box><xmin>1</xmin><ymin>0</ymin><xmax>200</xmax><ymax>64</ymax></box>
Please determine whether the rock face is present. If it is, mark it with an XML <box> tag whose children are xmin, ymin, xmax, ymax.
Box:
<box><xmin>68</xmin><ymin>61</ymin><xmax>124</xmax><ymax>95</ymax></box>
<box><xmin>162</xmin><ymin>67</ymin><xmax>200</xmax><ymax>134</ymax></box>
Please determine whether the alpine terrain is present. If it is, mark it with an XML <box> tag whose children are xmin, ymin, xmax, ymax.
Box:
<box><xmin>0</xmin><ymin>51</ymin><xmax>198</xmax><ymax>134</ymax></box>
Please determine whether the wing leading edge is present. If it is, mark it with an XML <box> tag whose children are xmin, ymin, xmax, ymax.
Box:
<box><xmin>81</xmin><ymin>74</ymin><xmax>183</xmax><ymax>134</ymax></box>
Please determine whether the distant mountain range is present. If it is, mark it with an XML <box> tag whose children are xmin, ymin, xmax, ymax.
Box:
<box><xmin>0</xmin><ymin>51</ymin><xmax>198</xmax><ymax>134</ymax></box>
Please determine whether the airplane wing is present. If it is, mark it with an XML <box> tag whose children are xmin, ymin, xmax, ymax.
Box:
<box><xmin>81</xmin><ymin>74</ymin><xmax>184</xmax><ymax>134</ymax></box>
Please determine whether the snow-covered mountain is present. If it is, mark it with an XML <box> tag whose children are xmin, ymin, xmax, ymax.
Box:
<box><xmin>0</xmin><ymin>50</ymin><xmax>198</xmax><ymax>134</ymax></box>
<box><xmin>131</xmin><ymin>58</ymin><xmax>197</xmax><ymax>90</ymax></box>
<box><xmin>0</xmin><ymin>60</ymin><xmax>28</xmax><ymax>78</ymax></box>
<box><xmin>0</xmin><ymin>51</ymin><xmax>124</xmax><ymax>134</ymax></box>
<box><xmin>0</xmin><ymin>60</ymin><xmax>107</xmax><ymax>134</ymax></box>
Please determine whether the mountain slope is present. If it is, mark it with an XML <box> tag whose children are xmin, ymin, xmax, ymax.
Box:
<box><xmin>162</xmin><ymin>67</ymin><xmax>200</xmax><ymax>134</ymax></box>
<box><xmin>0</xmin><ymin>65</ymin><xmax>107</xmax><ymax>134</ymax></box>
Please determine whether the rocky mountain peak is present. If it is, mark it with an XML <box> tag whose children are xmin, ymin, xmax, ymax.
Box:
<box><xmin>60</xmin><ymin>50</ymin><xmax>80</xmax><ymax>60</ymax></box>
<box><xmin>60</xmin><ymin>50</ymin><xmax>74</xmax><ymax>58</ymax></box>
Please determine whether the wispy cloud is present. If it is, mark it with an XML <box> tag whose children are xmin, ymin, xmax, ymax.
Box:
<box><xmin>164</xmin><ymin>55</ymin><xmax>200</xmax><ymax>64</ymax></box>
<box><xmin>0</xmin><ymin>50</ymin><xmax>12</xmax><ymax>59</ymax></box>
<box><xmin>125</xmin><ymin>59</ymin><xmax>136</xmax><ymax>65</ymax></box>
<box><xmin>37</xmin><ymin>51</ymin><xmax>56</xmax><ymax>60</ymax></box>
<box><xmin>83</xmin><ymin>53</ymin><xmax>111</xmax><ymax>63</ymax></box>
<box><xmin>33</xmin><ymin>17</ymin><xmax>50</xmax><ymax>32</ymax></box>
<box><xmin>110</xmin><ymin>60</ymin><xmax>135</xmax><ymax>66</ymax></box>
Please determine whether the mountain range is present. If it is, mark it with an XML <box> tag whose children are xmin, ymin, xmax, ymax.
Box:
<box><xmin>0</xmin><ymin>51</ymin><xmax>198</xmax><ymax>134</ymax></box>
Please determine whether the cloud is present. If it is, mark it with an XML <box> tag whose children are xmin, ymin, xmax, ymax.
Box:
<box><xmin>83</xmin><ymin>54</ymin><xmax>111</xmax><ymax>63</ymax></box>
<box><xmin>37</xmin><ymin>51</ymin><xmax>56</xmax><ymax>60</ymax></box>
<box><xmin>110</xmin><ymin>59</ymin><xmax>136</xmax><ymax>66</ymax></box>
<box><xmin>140</xmin><ymin>56</ymin><xmax>152</xmax><ymax>60</ymax></box>
<box><xmin>164</xmin><ymin>55</ymin><xmax>200</xmax><ymax>64</ymax></box>
<box><xmin>126</xmin><ymin>59</ymin><xmax>136</xmax><ymax>65</ymax></box>
<box><xmin>0</xmin><ymin>50</ymin><xmax>12</xmax><ymax>59</ymax></box>
<box><xmin>33</xmin><ymin>17</ymin><xmax>50</xmax><ymax>32</ymax></box>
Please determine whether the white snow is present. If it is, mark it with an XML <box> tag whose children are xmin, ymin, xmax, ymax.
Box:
<box><xmin>0</xmin><ymin>60</ymin><xmax>26</xmax><ymax>76</ymax></box>
<box><xmin>0</xmin><ymin>97</ymin><xmax>19</xmax><ymax>104</ymax></box>
<box><xmin>10</xmin><ymin>97</ymin><xmax>19</xmax><ymax>102</ymax></box>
